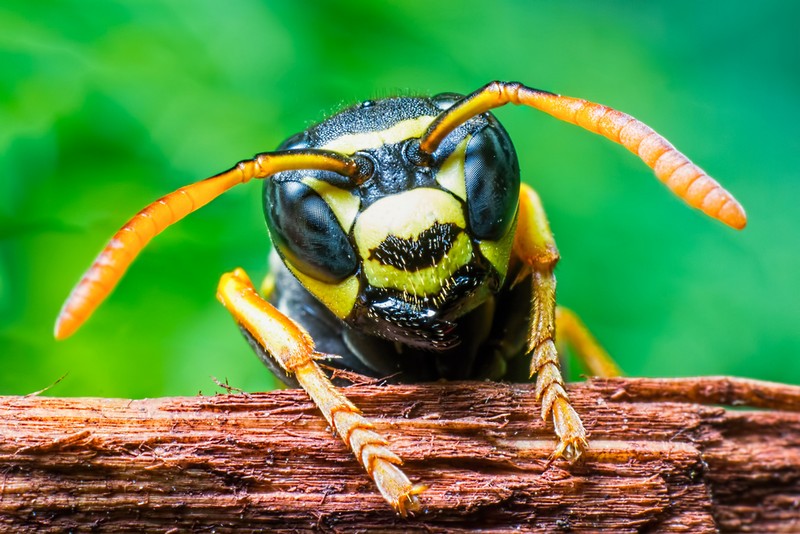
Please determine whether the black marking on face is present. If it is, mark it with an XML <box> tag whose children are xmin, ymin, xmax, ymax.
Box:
<box><xmin>365</xmin><ymin>298</ymin><xmax>460</xmax><ymax>351</ymax></box>
<box><xmin>349</xmin><ymin>262</ymin><xmax>499</xmax><ymax>351</ymax></box>
<box><xmin>367</xmin><ymin>222</ymin><xmax>463</xmax><ymax>272</ymax></box>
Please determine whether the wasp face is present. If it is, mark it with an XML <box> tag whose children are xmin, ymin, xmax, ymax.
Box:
<box><xmin>264</xmin><ymin>95</ymin><xmax>520</xmax><ymax>350</ymax></box>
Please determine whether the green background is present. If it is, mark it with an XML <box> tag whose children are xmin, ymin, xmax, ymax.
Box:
<box><xmin>2</xmin><ymin>1</ymin><xmax>798</xmax><ymax>398</ymax></box>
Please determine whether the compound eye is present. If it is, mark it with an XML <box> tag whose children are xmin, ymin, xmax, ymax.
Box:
<box><xmin>264</xmin><ymin>180</ymin><xmax>357</xmax><ymax>283</ymax></box>
<box><xmin>277</xmin><ymin>131</ymin><xmax>310</xmax><ymax>151</ymax></box>
<box><xmin>464</xmin><ymin>126</ymin><xmax>520</xmax><ymax>240</ymax></box>
<box><xmin>431</xmin><ymin>92</ymin><xmax>463</xmax><ymax>111</ymax></box>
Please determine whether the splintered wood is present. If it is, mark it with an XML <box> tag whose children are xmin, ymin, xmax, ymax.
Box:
<box><xmin>1</xmin><ymin>377</ymin><xmax>799</xmax><ymax>532</ymax></box>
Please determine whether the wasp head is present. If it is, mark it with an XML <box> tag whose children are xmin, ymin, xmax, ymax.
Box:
<box><xmin>264</xmin><ymin>95</ymin><xmax>520</xmax><ymax>350</ymax></box>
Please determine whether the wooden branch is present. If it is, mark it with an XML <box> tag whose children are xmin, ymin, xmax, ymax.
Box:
<box><xmin>2</xmin><ymin>377</ymin><xmax>800</xmax><ymax>532</ymax></box>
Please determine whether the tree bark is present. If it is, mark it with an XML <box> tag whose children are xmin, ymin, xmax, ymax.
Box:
<box><xmin>1</xmin><ymin>376</ymin><xmax>799</xmax><ymax>532</ymax></box>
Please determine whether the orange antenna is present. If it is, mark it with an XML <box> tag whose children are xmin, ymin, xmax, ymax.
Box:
<box><xmin>55</xmin><ymin>150</ymin><xmax>361</xmax><ymax>340</ymax></box>
<box><xmin>418</xmin><ymin>81</ymin><xmax>747</xmax><ymax>230</ymax></box>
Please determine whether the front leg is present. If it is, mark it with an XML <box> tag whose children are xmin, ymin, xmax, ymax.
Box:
<box><xmin>217</xmin><ymin>268</ymin><xmax>425</xmax><ymax>516</ymax></box>
<box><xmin>513</xmin><ymin>184</ymin><xmax>588</xmax><ymax>461</ymax></box>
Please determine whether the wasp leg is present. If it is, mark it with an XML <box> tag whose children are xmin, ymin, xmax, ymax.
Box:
<box><xmin>513</xmin><ymin>184</ymin><xmax>588</xmax><ymax>462</ymax></box>
<box><xmin>556</xmin><ymin>307</ymin><xmax>623</xmax><ymax>378</ymax></box>
<box><xmin>217</xmin><ymin>268</ymin><xmax>425</xmax><ymax>516</ymax></box>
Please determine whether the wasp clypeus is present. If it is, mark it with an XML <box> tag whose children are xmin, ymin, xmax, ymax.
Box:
<box><xmin>55</xmin><ymin>81</ymin><xmax>746</xmax><ymax>515</ymax></box>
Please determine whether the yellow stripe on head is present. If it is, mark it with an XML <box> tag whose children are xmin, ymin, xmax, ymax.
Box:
<box><xmin>321</xmin><ymin>116</ymin><xmax>437</xmax><ymax>155</ymax></box>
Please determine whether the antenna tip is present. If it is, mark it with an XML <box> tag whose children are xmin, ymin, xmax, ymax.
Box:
<box><xmin>54</xmin><ymin>314</ymin><xmax>75</xmax><ymax>340</ymax></box>
<box><xmin>54</xmin><ymin>304</ymin><xmax>82</xmax><ymax>340</ymax></box>
<box><xmin>719</xmin><ymin>199</ymin><xmax>747</xmax><ymax>230</ymax></box>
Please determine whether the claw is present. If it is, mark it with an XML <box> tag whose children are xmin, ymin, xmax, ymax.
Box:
<box><xmin>549</xmin><ymin>398</ymin><xmax>588</xmax><ymax>463</ymax></box>
<box><xmin>549</xmin><ymin>435</ymin><xmax>589</xmax><ymax>463</ymax></box>
<box><xmin>393</xmin><ymin>483</ymin><xmax>428</xmax><ymax>517</ymax></box>
<box><xmin>370</xmin><ymin>457</ymin><xmax>427</xmax><ymax>516</ymax></box>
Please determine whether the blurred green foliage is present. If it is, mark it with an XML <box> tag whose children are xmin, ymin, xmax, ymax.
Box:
<box><xmin>1</xmin><ymin>1</ymin><xmax>798</xmax><ymax>398</ymax></box>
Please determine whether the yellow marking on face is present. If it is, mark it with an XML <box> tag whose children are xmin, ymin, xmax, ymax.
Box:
<box><xmin>321</xmin><ymin>116</ymin><xmax>437</xmax><ymax>155</ymax></box>
<box><xmin>478</xmin><ymin>207</ymin><xmax>518</xmax><ymax>283</ymax></box>
<box><xmin>354</xmin><ymin>188</ymin><xmax>472</xmax><ymax>296</ymax></box>
<box><xmin>284</xmin><ymin>262</ymin><xmax>360</xmax><ymax>319</ymax></box>
<box><xmin>301</xmin><ymin>176</ymin><xmax>360</xmax><ymax>233</ymax></box>
<box><xmin>435</xmin><ymin>135</ymin><xmax>470</xmax><ymax>201</ymax></box>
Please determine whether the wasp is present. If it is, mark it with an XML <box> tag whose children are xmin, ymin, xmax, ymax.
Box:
<box><xmin>55</xmin><ymin>81</ymin><xmax>747</xmax><ymax>515</ymax></box>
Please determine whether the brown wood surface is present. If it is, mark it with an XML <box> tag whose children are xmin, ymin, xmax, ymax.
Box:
<box><xmin>1</xmin><ymin>376</ymin><xmax>799</xmax><ymax>532</ymax></box>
